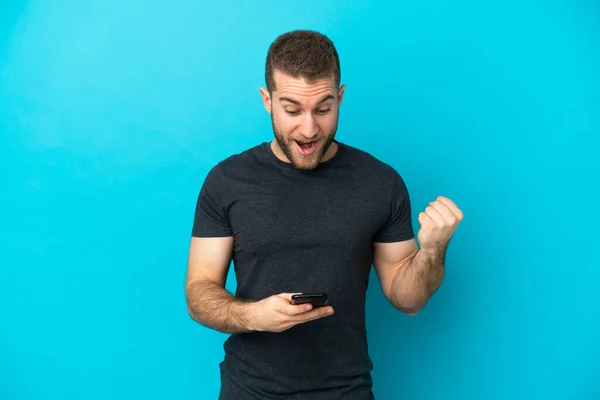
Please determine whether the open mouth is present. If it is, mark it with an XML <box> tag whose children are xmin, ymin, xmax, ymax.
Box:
<box><xmin>295</xmin><ymin>140</ymin><xmax>318</xmax><ymax>156</ymax></box>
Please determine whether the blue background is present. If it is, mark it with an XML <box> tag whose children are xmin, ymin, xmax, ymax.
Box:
<box><xmin>1</xmin><ymin>0</ymin><xmax>599</xmax><ymax>399</ymax></box>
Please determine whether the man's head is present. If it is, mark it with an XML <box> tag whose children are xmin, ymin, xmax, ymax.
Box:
<box><xmin>260</xmin><ymin>30</ymin><xmax>345</xmax><ymax>170</ymax></box>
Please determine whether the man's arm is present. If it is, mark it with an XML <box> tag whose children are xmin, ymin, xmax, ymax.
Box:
<box><xmin>373</xmin><ymin>196</ymin><xmax>463</xmax><ymax>315</ymax></box>
<box><xmin>185</xmin><ymin>236</ymin><xmax>257</xmax><ymax>334</ymax></box>
<box><xmin>185</xmin><ymin>236</ymin><xmax>335</xmax><ymax>333</ymax></box>
<box><xmin>373</xmin><ymin>239</ymin><xmax>445</xmax><ymax>315</ymax></box>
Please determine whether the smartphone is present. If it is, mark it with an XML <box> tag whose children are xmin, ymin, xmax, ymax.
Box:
<box><xmin>290</xmin><ymin>293</ymin><xmax>328</xmax><ymax>307</ymax></box>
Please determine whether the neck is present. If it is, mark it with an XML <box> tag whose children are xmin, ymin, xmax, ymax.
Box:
<box><xmin>322</xmin><ymin>141</ymin><xmax>339</xmax><ymax>162</ymax></box>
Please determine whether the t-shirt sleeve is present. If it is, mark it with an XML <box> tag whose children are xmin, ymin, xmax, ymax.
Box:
<box><xmin>191</xmin><ymin>164</ymin><xmax>233</xmax><ymax>237</ymax></box>
<box><xmin>374</xmin><ymin>172</ymin><xmax>415</xmax><ymax>243</ymax></box>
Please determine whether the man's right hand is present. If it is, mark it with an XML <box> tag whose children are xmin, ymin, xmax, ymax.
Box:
<box><xmin>250</xmin><ymin>293</ymin><xmax>334</xmax><ymax>333</ymax></box>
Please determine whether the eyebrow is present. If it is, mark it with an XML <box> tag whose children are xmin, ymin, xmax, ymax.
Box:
<box><xmin>279</xmin><ymin>94</ymin><xmax>335</xmax><ymax>106</ymax></box>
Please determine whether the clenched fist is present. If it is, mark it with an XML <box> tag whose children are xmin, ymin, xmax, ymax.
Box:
<box><xmin>417</xmin><ymin>196</ymin><xmax>464</xmax><ymax>251</ymax></box>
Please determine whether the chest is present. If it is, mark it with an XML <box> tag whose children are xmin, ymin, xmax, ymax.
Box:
<box><xmin>226</xmin><ymin>177</ymin><xmax>389</xmax><ymax>258</ymax></box>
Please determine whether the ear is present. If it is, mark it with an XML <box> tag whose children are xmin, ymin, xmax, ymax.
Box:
<box><xmin>259</xmin><ymin>87</ymin><xmax>272</xmax><ymax>114</ymax></box>
<box><xmin>337</xmin><ymin>84</ymin><xmax>346</xmax><ymax>106</ymax></box>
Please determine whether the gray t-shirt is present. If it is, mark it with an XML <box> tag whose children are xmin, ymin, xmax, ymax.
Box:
<box><xmin>192</xmin><ymin>140</ymin><xmax>414</xmax><ymax>399</ymax></box>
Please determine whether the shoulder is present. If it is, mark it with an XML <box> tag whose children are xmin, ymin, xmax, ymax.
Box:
<box><xmin>338</xmin><ymin>142</ymin><xmax>404</xmax><ymax>183</ymax></box>
<box><xmin>206</xmin><ymin>142</ymin><xmax>267</xmax><ymax>178</ymax></box>
<box><xmin>198</xmin><ymin>143</ymin><xmax>271</xmax><ymax>199</ymax></box>
<box><xmin>339</xmin><ymin>143</ymin><xmax>412</xmax><ymax>216</ymax></box>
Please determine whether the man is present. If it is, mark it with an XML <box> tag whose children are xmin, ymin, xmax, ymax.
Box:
<box><xmin>185</xmin><ymin>30</ymin><xmax>463</xmax><ymax>400</ymax></box>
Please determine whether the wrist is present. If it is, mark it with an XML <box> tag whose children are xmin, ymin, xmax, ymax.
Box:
<box><xmin>420</xmin><ymin>242</ymin><xmax>447</xmax><ymax>257</ymax></box>
<box><xmin>418</xmin><ymin>243</ymin><xmax>448</xmax><ymax>270</ymax></box>
<box><xmin>229</xmin><ymin>299</ymin><xmax>260</xmax><ymax>332</ymax></box>
<box><xmin>245</xmin><ymin>301</ymin><xmax>261</xmax><ymax>332</ymax></box>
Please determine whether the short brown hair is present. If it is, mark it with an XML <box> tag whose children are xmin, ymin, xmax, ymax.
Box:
<box><xmin>265</xmin><ymin>30</ymin><xmax>341</xmax><ymax>93</ymax></box>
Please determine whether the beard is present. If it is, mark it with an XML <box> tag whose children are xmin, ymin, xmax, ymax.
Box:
<box><xmin>271</xmin><ymin>114</ymin><xmax>337</xmax><ymax>171</ymax></box>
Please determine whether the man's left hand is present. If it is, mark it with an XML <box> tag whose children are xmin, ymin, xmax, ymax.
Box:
<box><xmin>417</xmin><ymin>196</ymin><xmax>464</xmax><ymax>251</ymax></box>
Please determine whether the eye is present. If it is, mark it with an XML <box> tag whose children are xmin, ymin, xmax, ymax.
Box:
<box><xmin>316</xmin><ymin>109</ymin><xmax>331</xmax><ymax>115</ymax></box>
<box><xmin>285</xmin><ymin>110</ymin><xmax>300</xmax><ymax>116</ymax></box>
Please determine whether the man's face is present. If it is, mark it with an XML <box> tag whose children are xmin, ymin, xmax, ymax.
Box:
<box><xmin>260</xmin><ymin>70</ymin><xmax>345</xmax><ymax>170</ymax></box>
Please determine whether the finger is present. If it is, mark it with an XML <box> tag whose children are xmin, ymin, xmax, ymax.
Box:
<box><xmin>425</xmin><ymin>204</ymin><xmax>444</xmax><ymax>225</ymax></box>
<box><xmin>429</xmin><ymin>200</ymin><xmax>456</xmax><ymax>223</ymax></box>
<box><xmin>274</xmin><ymin>294</ymin><xmax>314</xmax><ymax>315</ymax></box>
<box><xmin>277</xmin><ymin>293</ymin><xmax>303</xmax><ymax>301</ymax></box>
<box><xmin>290</xmin><ymin>306</ymin><xmax>334</xmax><ymax>323</ymax></box>
<box><xmin>280</xmin><ymin>302</ymin><xmax>314</xmax><ymax>315</ymax></box>
<box><xmin>437</xmin><ymin>196</ymin><xmax>464</xmax><ymax>220</ymax></box>
<box><xmin>418</xmin><ymin>211</ymin><xmax>433</xmax><ymax>226</ymax></box>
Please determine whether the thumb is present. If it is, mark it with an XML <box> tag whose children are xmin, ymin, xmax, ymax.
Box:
<box><xmin>277</xmin><ymin>292</ymin><xmax>303</xmax><ymax>301</ymax></box>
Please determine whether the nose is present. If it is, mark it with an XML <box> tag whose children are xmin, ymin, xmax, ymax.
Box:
<box><xmin>300</xmin><ymin>113</ymin><xmax>318</xmax><ymax>139</ymax></box>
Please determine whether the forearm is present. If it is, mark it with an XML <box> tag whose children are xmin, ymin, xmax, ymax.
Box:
<box><xmin>186</xmin><ymin>279</ymin><xmax>257</xmax><ymax>334</ymax></box>
<box><xmin>390</xmin><ymin>245</ymin><xmax>446</xmax><ymax>314</ymax></box>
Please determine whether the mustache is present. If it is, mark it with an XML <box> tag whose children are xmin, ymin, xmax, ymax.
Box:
<box><xmin>292</xmin><ymin>139</ymin><xmax>320</xmax><ymax>144</ymax></box>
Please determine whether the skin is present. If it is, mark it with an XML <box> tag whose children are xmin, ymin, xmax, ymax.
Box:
<box><xmin>185</xmin><ymin>70</ymin><xmax>464</xmax><ymax>334</ymax></box>
<box><xmin>258</xmin><ymin>70</ymin><xmax>346</xmax><ymax>170</ymax></box>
